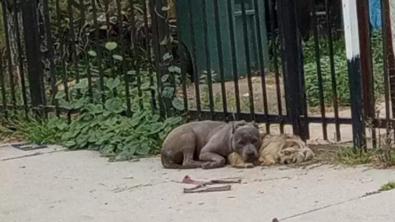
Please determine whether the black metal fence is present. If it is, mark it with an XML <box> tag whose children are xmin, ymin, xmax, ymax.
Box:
<box><xmin>0</xmin><ymin>0</ymin><xmax>394</xmax><ymax>149</ymax></box>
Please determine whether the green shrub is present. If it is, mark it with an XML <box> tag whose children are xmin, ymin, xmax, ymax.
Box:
<box><xmin>303</xmin><ymin>31</ymin><xmax>384</xmax><ymax>107</ymax></box>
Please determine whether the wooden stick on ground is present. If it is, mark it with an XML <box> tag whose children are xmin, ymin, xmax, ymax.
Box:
<box><xmin>183</xmin><ymin>185</ymin><xmax>232</xmax><ymax>193</ymax></box>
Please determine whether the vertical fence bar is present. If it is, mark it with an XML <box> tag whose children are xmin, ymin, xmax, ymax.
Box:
<box><xmin>56</xmin><ymin>0</ymin><xmax>70</xmax><ymax>121</ymax></box>
<box><xmin>253</xmin><ymin>0</ymin><xmax>269</xmax><ymax>132</ymax></box>
<box><xmin>133</xmin><ymin>1</ymin><xmax>143</xmax><ymax>110</ymax></box>
<box><xmin>202</xmin><ymin>0</ymin><xmax>214</xmax><ymax>119</ymax></box>
<box><xmin>390</xmin><ymin>0</ymin><xmax>395</xmax><ymax>141</ymax></box>
<box><xmin>240</xmin><ymin>0</ymin><xmax>255</xmax><ymax>120</ymax></box>
<box><xmin>391</xmin><ymin>1</ymin><xmax>395</xmax><ymax>60</ymax></box>
<box><xmin>143</xmin><ymin>1</ymin><xmax>157</xmax><ymax>112</ymax></box>
<box><xmin>268</xmin><ymin>0</ymin><xmax>284</xmax><ymax>133</ymax></box>
<box><xmin>174</xmin><ymin>4</ymin><xmax>188</xmax><ymax>113</ymax></box>
<box><xmin>277</xmin><ymin>0</ymin><xmax>308</xmax><ymax>140</ymax></box>
<box><xmin>78</xmin><ymin>0</ymin><xmax>92</xmax><ymax>101</ymax></box>
<box><xmin>381</xmin><ymin>0</ymin><xmax>393</xmax><ymax>138</ymax></box>
<box><xmin>0</xmin><ymin>51</ymin><xmax>7</xmax><ymax>118</ymax></box>
<box><xmin>12</xmin><ymin>0</ymin><xmax>28</xmax><ymax>118</ymax></box>
<box><xmin>226</xmin><ymin>0</ymin><xmax>241</xmax><ymax>120</ymax></box>
<box><xmin>78</xmin><ymin>0</ymin><xmax>86</xmax><ymax>30</ymax></box>
<box><xmin>341</xmin><ymin>0</ymin><xmax>366</xmax><ymax>151</ymax></box>
<box><xmin>43</xmin><ymin>0</ymin><xmax>58</xmax><ymax>116</ymax></box>
<box><xmin>2</xmin><ymin>1</ymin><xmax>17</xmax><ymax>111</ymax></box>
<box><xmin>311</xmin><ymin>2</ymin><xmax>327</xmax><ymax>140</ymax></box>
<box><xmin>91</xmin><ymin>0</ymin><xmax>105</xmax><ymax>104</ymax></box>
<box><xmin>67</xmin><ymin>0</ymin><xmax>80</xmax><ymax>95</ymax></box>
<box><xmin>115</xmin><ymin>0</ymin><xmax>130</xmax><ymax>115</ymax></box>
<box><xmin>383</xmin><ymin>0</ymin><xmax>395</xmax><ymax>122</ymax></box>
<box><xmin>150</xmin><ymin>0</ymin><xmax>166</xmax><ymax>117</ymax></box>
<box><xmin>213</xmin><ymin>0</ymin><xmax>227</xmax><ymax>120</ymax></box>
<box><xmin>356</xmin><ymin>0</ymin><xmax>376</xmax><ymax>147</ymax></box>
<box><xmin>186</xmin><ymin>0</ymin><xmax>201</xmax><ymax>118</ymax></box>
<box><xmin>21</xmin><ymin>0</ymin><xmax>47</xmax><ymax>117</ymax></box>
<box><xmin>325</xmin><ymin>0</ymin><xmax>341</xmax><ymax>141</ymax></box>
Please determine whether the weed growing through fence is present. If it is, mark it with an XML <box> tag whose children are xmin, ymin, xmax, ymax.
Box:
<box><xmin>331</xmin><ymin>146</ymin><xmax>374</xmax><ymax>165</ymax></box>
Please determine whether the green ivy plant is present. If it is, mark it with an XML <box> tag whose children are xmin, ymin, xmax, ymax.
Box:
<box><xmin>53</xmin><ymin>41</ymin><xmax>184</xmax><ymax>161</ymax></box>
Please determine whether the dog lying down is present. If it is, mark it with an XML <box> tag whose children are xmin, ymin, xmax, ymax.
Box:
<box><xmin>228</xmin><ymin>133</ymin><xmax>315</xmax><ymax>168</ymax></box>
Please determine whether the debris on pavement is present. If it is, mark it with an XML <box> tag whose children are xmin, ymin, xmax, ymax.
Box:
<box><xmin>181</xmin><ymin>175</ymin><xmax>241</xmax><ymax>194</ymax></box>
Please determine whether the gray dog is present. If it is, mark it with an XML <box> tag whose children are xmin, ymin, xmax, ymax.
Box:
<box><xmin>161</xmin><ymin>120</ymin><xmax>261</xmax><ymax>169</ymax></box>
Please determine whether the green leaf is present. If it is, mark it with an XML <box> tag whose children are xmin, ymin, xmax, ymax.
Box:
<box><xmin>55</xmin><ymin>91</ymin><xmax>66</xmax><ymax>99</ymax></box>
<box><xmin>64</xmin><ymin>140</ymin><xmax>76</xmax><ymax>148</ymax></box>
<box><xmin>172</xmin><ymin>97</ymin><xmax>185</xmax><ymax>111</ymax></box>
<box><xmin>127</xmin><ymin>70</ymin><xmax>136</xmax><ymax>75</ymax></box>
<box><xmin>141</xmin><ymin>82</ymin><xmax>150</xmax><ymax>90</ymax></box>
<box><xmin>137</xmin><ymin>142</ymin><xmax>150</xmax><ymax>156</ymax></box>
<box><xmin>106</xmin><ymin>77</ymin><xmax>121</xmax><ymax>90</ymax></box>
<box><xmin>58</xmin><ymin>99</ymin><xmax>71</xmax><ymax>110</ymax></box>
<box><xmin>88</xmin><ymin>133</ymin><xmax>97</xmax><ymax>143</ymax></box>
<box><xmin>95</xmin><ymin>137</ymin><xmax>105</xmax><ymax>146</ymax></box>
<box><xmin>73</xmin><ymin>80</ymin><xmax>89</xmax><ymax>90</ymax></box>
<box><xmin>148</xmin><ymin>122</ymin><xmax>166</xmax><ymax>134</ymax></box>
<box><xmin>112</xmin><ymin>55</ymin><xmax>123</xmax><ymax>61</ymax></box>
<box><xmin>161</xmin><ymin>74</ymin><xmax>170</xmax><ymax>83</ymax></box>
<box><xmin>76</xmin><ymin>134</ymin><xmax>89</xmax><ymax>147</ymax></box>
<box><xmin>100</xmin><ymin>145</ymin><xmax>116</xmax><ymax>157</ymax></box>
<box><xmin>105</xmin><ymin>98</ymin><xmax>124</xmax><ymax>114</ymax></box>
<box><xmin>73</xmin><ymin>98</ymin><xmax>85</xmax><ymax>109</ymax></box>
<box><xmin>161</xmin><ymin>87</ymin><xmax>175</xmax><ymax>98</ymax></box>
<box><xmin>84</xmin><ymin>104</ymin><xmax>103</xmax><ymax>114</ymax></box>
<box><xmin>61</xmin><ymin>132</ymin><xmax>73</xmax><ymax>141</ymax></box>
<box><xmin>105</xmin><ymin>42</ymin><xmax>117</xmax><ymax>51</ymax></box>
<box><xmin>56</xmin><ymin>122</ymin><xmax>68</xmax><ymax>131</ymax></box>
<box><xmin>88</xmin><ymin>50</ymin><xmax>97</xmax><ymax>57</ymax></box>
<box><xmin>162</xmin><ymin>53</ymin><xmax>172</xmax><ymax>61</ymax></box>
<box><xmin>168</xmin><ymin>66</ymin><xmax>181</xmax><ymax>74</ymax></box>
<box><xmin>164</xmin><ymin>116</ymin><xmax>183</xmax><ymax>126</ymax></box>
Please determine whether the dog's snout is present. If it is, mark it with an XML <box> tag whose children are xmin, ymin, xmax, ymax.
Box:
<box><xmin>247</xmin><ymin>150</ymin><xmax>256</xmax><ymax>157</ymax></box>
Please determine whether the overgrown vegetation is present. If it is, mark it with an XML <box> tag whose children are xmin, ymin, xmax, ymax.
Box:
<box><xmin>303</xmin><ymin>31</ymin><xmax>384</xmax><ymax>107</ymax></box>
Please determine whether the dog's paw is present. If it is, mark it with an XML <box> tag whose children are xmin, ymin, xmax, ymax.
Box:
<box><xmin>202</xmin><ymin>162</ymin><xmax>214</xmax><ymax>169</ymax></box>
<box><xmin>244</xmin><ymin>163</ymin><xmax>254</xmax><ymax>168</ymax></box>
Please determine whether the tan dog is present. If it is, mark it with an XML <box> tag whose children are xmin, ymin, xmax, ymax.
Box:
<box><xmin>161</xmin><ymin>120</ymin><xmax>261</xmax><ymax>169</ymax></box>
<box><xmin>258</xmin><ymin>133</ymin><xmax>314</xmax><ymax>165</ymax></box>
<box><xmin>228</xmin><ymin>133</ymin><xmax>314</xmax><ymax>168</ymax></box>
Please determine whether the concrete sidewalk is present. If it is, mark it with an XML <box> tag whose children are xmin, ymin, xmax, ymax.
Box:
<box><xmin>1</xmin><ymin>144</ymin><xmax>395</xmax><ymax>222</ymax></box>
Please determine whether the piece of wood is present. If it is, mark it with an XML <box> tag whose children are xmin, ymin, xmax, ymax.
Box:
<box><xmin>183</xmin><ymin>185</ymin><xmax>231</xmax><ymax>193</ymax></box>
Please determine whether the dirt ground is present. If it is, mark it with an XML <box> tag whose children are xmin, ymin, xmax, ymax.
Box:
<box><xmin>2</xmin><ymin>145</ymin><xmax>395</xmax><ymax>222</ymax></box>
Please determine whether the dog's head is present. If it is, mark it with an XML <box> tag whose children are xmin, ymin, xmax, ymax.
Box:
<box><xmin>278</xmin><ymin>139</ymin><xmax>314</xmax><ymax>164</ymax></box>
<box><xmin>231</xmin><ymin>121</ymin><xmax>261</xmax><ymax>163</ymax></box>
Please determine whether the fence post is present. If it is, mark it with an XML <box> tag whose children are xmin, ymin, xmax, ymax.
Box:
<box><xmin>357</xmin><ymin>0</ymin><xmax>375</xmax><ymax>149</ymax></box>
<box><xmin>276</xmin><ymin>0</ymin><xmax>308</xmax><ymax>141</ymax></box>
<box><xmin>341</xmin><ymin>0</ymin><xmax>366</xmax><ymax>151</ymax></box>
<box><xmin>150</xmin><ymin>0</ymin><xmax>174</xmax><ymax>118</ymax></box>
<box><xmin>20</xmin><ymin>0</ymin><xmax>46</xmax><ymax>117</ymax></box>
<box><xmin>383</xmin><ymin>0</ymin><xmax>395</xmax><ymax>124</ymax></box>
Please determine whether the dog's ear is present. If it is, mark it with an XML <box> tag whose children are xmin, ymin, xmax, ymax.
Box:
<box><xmin>248</xmin><ymin>121</ymin><xmax>259</xmax><ymax>129</ymax></box>
<box><xmin>232</xmin><ymin>120</ymin><xmax>247</xmax><ymax>133</ymax></box>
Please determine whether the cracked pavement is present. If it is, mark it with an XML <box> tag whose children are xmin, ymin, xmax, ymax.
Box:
<box><xmin>1</xmin><ymin>144</ymin><xmax>395</xmax><ymax>222</ymax></box>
